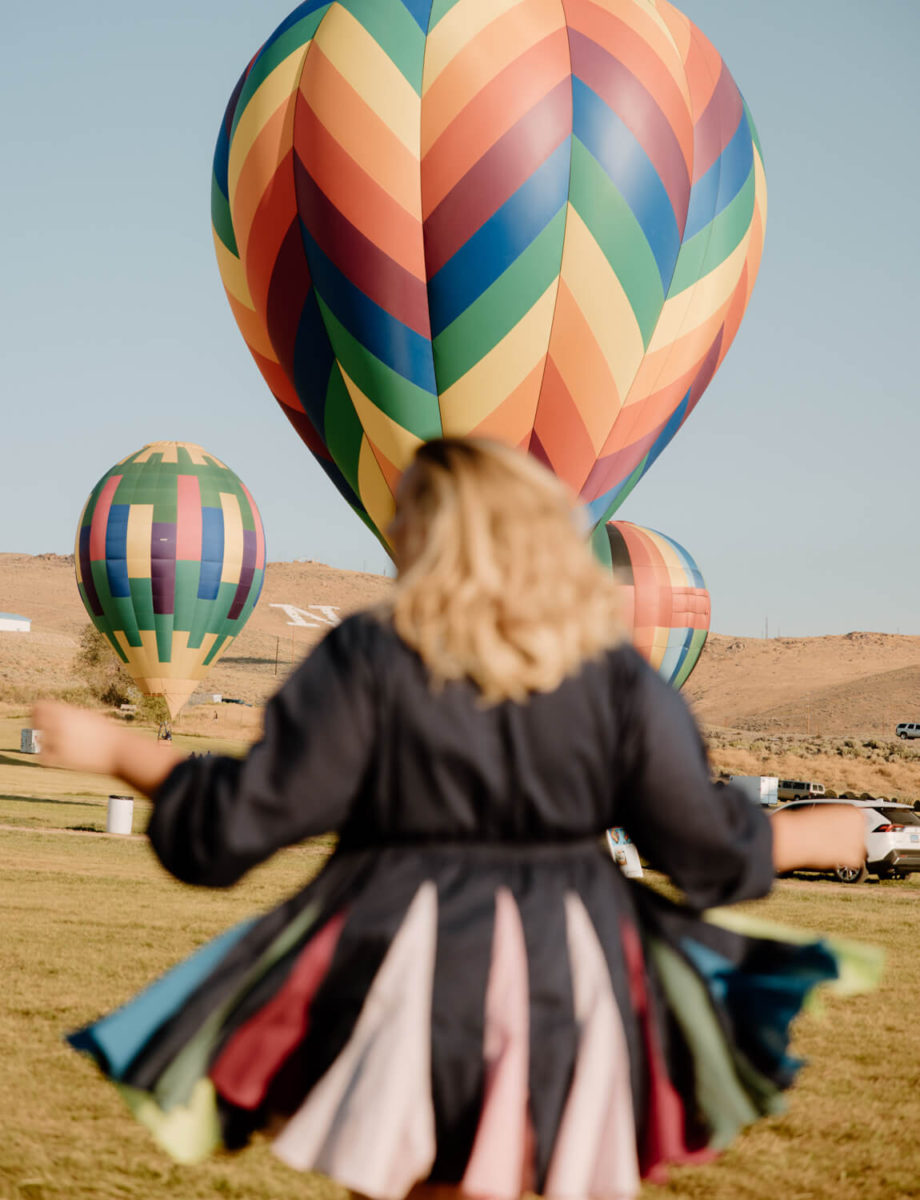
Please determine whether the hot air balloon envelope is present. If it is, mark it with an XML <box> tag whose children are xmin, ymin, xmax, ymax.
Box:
<box><xmin>600</xmin><ymin>519</ymin><xmax>709</xmax><ymax>688</ymax></box>
<box><xmin>75</xmin><ymin>442</ymin><xmax>266</xmax><ymax>717</ymax></box>
<box><xmin>212</xmin><ymin>0</ymin><xmax>766</xmax><ymax>550</ymax></box>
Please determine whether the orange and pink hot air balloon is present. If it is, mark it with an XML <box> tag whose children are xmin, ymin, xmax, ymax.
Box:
<box><xmin>599</xmin><ymin>520</ymin><xmax>710</xmax><ymax>689</ymax></box>
<box><xmin>211</xmin><ymin>0</ymin><xmax>766</xmax><ymax>551</ymax></box>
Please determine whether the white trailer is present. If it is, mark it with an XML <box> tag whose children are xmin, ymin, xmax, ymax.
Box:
<box><xmin>728</xmin><ymin>775</ymin><xmax>779</xmax><ymax>807</ymax></box>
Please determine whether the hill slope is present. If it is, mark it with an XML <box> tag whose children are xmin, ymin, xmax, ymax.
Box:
<box><xmin>3</xmin><ymin>554</ymin><xmax>920</xmax><ymax>799</ymax></box>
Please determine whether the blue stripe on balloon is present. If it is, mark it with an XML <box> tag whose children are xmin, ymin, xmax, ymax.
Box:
<box><xmin>105</xmin><ymin>505</ymin><xmax>130</xmax><ymax>599</ymax></box>
<box><xmin>428</xmin><ymin>139</ymin><xmax>571</xmax><ymax>337</ymax></box>
<box><xmin>266</xmin><ymin>0</ymin><xmax>332</xmax><ymax>46</ymax></box>
<box><xmin>198</xmin><ymin>507</ymin><xmax>225</xmax><ymax>601</ymax></box>
<box><xmin>659</xmin><ymin>628</ymin><xmax>692</xmax><ymax>686</ymax></box>
<box><xmin>400</xmin><ymin>0</ymin><xmax>434</xmax><ymax>31</ymax></box>
<box><xmin>583</xmin><ymin>387</ymin><xmax>692</xmax><ymax>527</ymax></box>
<box><xmin>293</xmin><ymin>289</ymin><xmax>336</xmax><ymax>433</ymax></box>
<box><xmin>640</xmin><ymin>388</ymin><xmax>692</xmax><ymax>475</ymax></box>
<box><xmin>300</xmin><ymin>224</ymin><xmax>438</xmax><ymax>393</ymax></box>
<box><xmin>684</xmin><ymin>116</ymin><xmax>754</xmax><ymax>240</ymax></box>
<box><xmin>572</xmin><ymin>77</ymin><xmax>681</xmax><ymax>290</ymax></box>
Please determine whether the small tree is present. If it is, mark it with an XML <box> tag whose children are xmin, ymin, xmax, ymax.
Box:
<box><xmin>73</xmin><ymin>625</ymin><xmax>137</xmax><ymax>708</ymax></box>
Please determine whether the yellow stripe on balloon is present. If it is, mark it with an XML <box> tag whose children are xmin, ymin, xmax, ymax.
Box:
<box><xmin>132</xmin><ymin>444</ymin><xmax>176</xmax><ymax>464</ymax></box>
<box><xmin>315</xmin><ymin>5</ymin><xmax>421</xmax><ymax>154</ymax></box>
<box><xmin>422</xmin><ymin>0</ymin><xmax>564</xmax><ymax>152</ymax></box>
<box><xmin>126</xmin><ymin>505</ymin><xmax>154</xmax><ymax>581</ymax></box>
<box><xmin>219</xmin><ymin>493</ymin><xmax>244</xmax><ymax>585</ymax></box>
<box><xmin>227</xmin><ymin>47</ymin><xmax>308</xmax><ymax>202</ymax></box>
<box><xmin>212</xmin><ymin>231</ymin><xmax>255</xmax><ymax>310</ymax></box>
<box><xmin>357</xmin><ymin>437</ymin><xmax>397</xmax><ymax>541</ymax></box>
<box><xmin>647</xmin><ymin>232</ymin><xmax>750</xmax><ymax>353</ymax></box>
<box><xmin>439</xmin><ymin>282</ymin><xmax>558</xmax><ymax>434</ymax></box>
<box><xmin>610</xmin><ymin>0</ymin><xmax>692</xmax><ymax>106</ymax></box>
<box><xmin>341</xmin><ymin>368</ymin><xmax>424</xmax><ymax>471</ymax></box>
<box><xmin>547</xmin><ymin>281</ymin><xmax>620</xmax><ymax>454</ymax></box>
<box><xmin>114</xmin><ymin>630</ymin><xmax>221</xmax><ymax>718</ymax></box>
<box><xmin>559</xmin><ymin>206</ymin><xmax>645</xmax><ymax>418</ymax></box>
<box><xmin>303</xmin><ymin>44</ymin><xmax>423</xmax><ymax>223</ymax></box>
<box><xmin>424</xmin><ymin>0</ymin><xmax>532</xmax><ymax>89</ymax></box>
<box><xmin>232</xmin><ymin>99</ymin><xmax>298</xmax><ymax>266</ymax></box>
<box><xmin>186</xmin><ymin>445</ymin><xmax>226</xmax><ymax>467</ymax></box>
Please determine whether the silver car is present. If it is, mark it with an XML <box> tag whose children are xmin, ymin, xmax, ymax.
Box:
<box><xmin>774</xmin><ymin>799</ymin><xmax>920</xmax><ymax>883</ymax></box>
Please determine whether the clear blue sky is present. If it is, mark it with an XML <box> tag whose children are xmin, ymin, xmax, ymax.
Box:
<box><xmin>2</xmin><ymin>1</ymin><xmax>917</xmax><ymax>636</ymax></box>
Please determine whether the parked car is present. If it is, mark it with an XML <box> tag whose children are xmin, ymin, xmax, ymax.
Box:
<box><xmin>773</xmin><ymin>799</ymin><xmax>920</xmax><ymax>883</ymax></box>
<box><xmin>895</xmin><ymin>723</ymin><xmax>920</xmax><ymax>740</ymax></box>
<box><xmin>777</xmin><ymin>779</ymin><xmax>825</xmax><ymax>801</ymax></box>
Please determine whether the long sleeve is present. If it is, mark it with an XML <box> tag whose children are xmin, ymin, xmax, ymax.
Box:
<box><xmin>614</xmin><ymin>649</ymin><xmax>774</xmax><ymax>910</ymax></box>
<box><xmin>147</xmin><ymin>615</ymin><xmax>379</xmax><ymax>887</ymax></box>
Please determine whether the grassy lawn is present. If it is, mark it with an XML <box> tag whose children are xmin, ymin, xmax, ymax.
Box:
<box><xmin>1</xmin><ymin>743</ymin><xmax>918</xmax><ymax>1199</ymax></box>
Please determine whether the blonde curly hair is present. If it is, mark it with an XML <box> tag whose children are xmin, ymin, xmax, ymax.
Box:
<box><xmin>384</xmin><ymin>438</ymin><xmax>626</xmax><ymax>703</ymax></box>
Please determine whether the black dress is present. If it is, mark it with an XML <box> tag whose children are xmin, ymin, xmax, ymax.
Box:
<box><xmin>68</xmin><ymin>612</ymin><xmax>870</xmax><ymax>1200</ymax></box>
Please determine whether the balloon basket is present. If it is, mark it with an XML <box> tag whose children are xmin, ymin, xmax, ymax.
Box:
<box><xmin>106</xmin><ymin>796</ymin><xmax>135</xmax><ymax>836</ymax></box>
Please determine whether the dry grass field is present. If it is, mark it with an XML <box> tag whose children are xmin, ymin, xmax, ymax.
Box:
<box><xmin>3</xmin><ymin>555</ymin><xmax>920</xmax><ymax>1198</ymax></box>
<box><xmin>1</xmin><ymin>781</ymin><xmax>918</xmax><ymax>1200</ymax></box>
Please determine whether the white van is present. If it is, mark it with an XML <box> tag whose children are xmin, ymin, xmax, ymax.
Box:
<box><xmin>777</xmin><ymin>779</ymin><xmax>825</xmax><ymax>801</ymax></box>
<box><xmin>895</xmin><ymin>723</ymin><xmax>920</xmax><ymax>740</ymax></box>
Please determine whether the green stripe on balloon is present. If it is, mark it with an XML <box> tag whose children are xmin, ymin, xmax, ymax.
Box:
<box><xmin>570</xmin><ymin>141</ymin><xmax>664</xmax><ymax>347</ymax></box>
<box><xmin>324</xmin><ymin>369</ymin><xmax>366</xmax><ymax>498</ymax></box>
<box><xmin>429</xmin><ymin>0</ymin><xmax>460</xmax><ymax>26</ymax></box>
<box><xmin>433</xmin><ymin>208</ymin><xmax>566</xmax><ymax>391</ymax></box>
<box><xmin>315</xmin><ymin>296</ymin><xmax>442</xmax><ymax>440</ymax></box>
<box><xmin>345</xmin><ymin>0</ymin><xmax>428</xmax><ymax>92</ymax></box>
<box><xmin>129</xmin><ymin>578</ymin><xmax>155</xmax><ymax>632</ymax></box>
<box><xmin>231</xmin><ymin>10</ymin><xmax>328</xmax><ymax>142</ymax></box>
<box><xmin>174</xmin><ymin>561</ymin><xmax>199</xmax><ymax>635</ymax></box>
<box><xmin>154</xmin><ymin>612</ymin><xmax>174</xmax><ymax>664</ymax></box>
<box><xmin>669</xmin><ymin>171</ymin><xmax>756</xmax><ymax>295</ymax></box>
<box><xmin>211</xmin><ymin>170</ymin><xmax>237</xmax><ymax>257</ymax></box>
<box><xmin>672</xmin><ymin>629</ymin><xmax>709</xmax><ymax>690</ymax></box>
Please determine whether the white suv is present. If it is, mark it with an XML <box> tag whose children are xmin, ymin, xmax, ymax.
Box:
<box><xmin>774</xmin><ymin>799</ymin><xmax>920</xmax><ymax>883</ymax></box>
<box><xmin>895</xmin><ymin>723</ymin><xmax>920</xmax><ymax>739</ymax></box>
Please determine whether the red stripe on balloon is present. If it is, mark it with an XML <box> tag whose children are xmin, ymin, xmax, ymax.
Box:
<box><xmin>175</xmin><ymin>476</ymin><xmax>203</xmax><ymax>562</ymax></box>
<box><xmin>423</xmin><ymin>80</ymin><xmax>571</xmax><ymax>277</ymax></box>
<box><xmin>530</xmin><ymin>358</ymin><xmax>599</xmax><ymax>495</ymax></box>
<box><xmin>690</xmin><ymin>62</ymin><xmax>742</xmax><ymax>181</ymax></box>
<box><xmin>568</xmin><ymin>28</ymin><xmax>690</xmax><ymax>236</ymax></box>
<box><xmin>565</xmin><ymin>0</ymin><xmax>694</xmax><ymax>174</ymax></box>
<box><xmin>266</xmin><ymin>219</ymin><xmax>314</xmax><ymax>381</ymax></box>
<box><xmin>244</xmin><ymin>149</ymin><xmax>300</xmax><ymax>328</ymax></box>
<box><xmin>294</xmin><ymin>157</ymin><xmax>432</xmax><ymax>338</ymax></box>
<box><xmin>89</xmin><ymin>476</ymin><xmax>121</xmax><ymax>561</ymax></box>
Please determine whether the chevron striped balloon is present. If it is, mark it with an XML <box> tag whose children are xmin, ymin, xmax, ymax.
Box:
<box><xmin>598</xmin><ymin>519</ymin><xmax>710</xmax><ymax>688</ymax></box>
<box><xmin>212</xmin><ymin>0</ymin><xmax>766</xmax><ymax>550</ymax></box>
<box><xmin>75</xmin><ymin>442</ymin><xmax>266</xmax><ymax>717</ymax></box>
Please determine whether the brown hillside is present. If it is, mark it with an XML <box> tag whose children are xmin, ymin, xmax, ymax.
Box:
<box><xmin>3</xmin><ymin>554</ymin><xmax>920</xmax><ymax>799</ymax></box>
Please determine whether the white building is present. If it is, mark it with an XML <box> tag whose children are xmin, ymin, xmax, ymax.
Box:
<box><xmin>0</xmin><ymin>612</ymin><xmax>30</xmax><ymax>633</ymax></box>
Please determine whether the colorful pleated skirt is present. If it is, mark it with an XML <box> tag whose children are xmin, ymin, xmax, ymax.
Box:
<box><xmin>67</xmin><ymin>843</ymin><xmax>880</xmax><ymax>1200</ymax></box>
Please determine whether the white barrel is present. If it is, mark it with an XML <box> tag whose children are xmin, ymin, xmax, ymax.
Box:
<box><xmin>106</xmin><ymin>795</ymin><xmax>135</xmax><ymax>835</ymax></box>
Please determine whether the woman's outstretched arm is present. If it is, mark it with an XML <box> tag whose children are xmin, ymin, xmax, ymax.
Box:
<box><xmin>32</xmin><ymin>700</ymin><xmax>186</xmax><ymax>796</ymax></box>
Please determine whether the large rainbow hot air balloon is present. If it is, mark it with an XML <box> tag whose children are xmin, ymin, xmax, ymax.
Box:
<box><xmin>212</xmin><ymin>0</ymin><xmax>766</xmax><ymax>551</ymax></box>
<box><xmin>75</xmin><ymin>442</ymin><xmax>266</xmax><ymax>717</ymax></box>
<box><xmin>598</xmin><ymin>519</ymin><xmax>710</xmax><ymax>688</ymax></box>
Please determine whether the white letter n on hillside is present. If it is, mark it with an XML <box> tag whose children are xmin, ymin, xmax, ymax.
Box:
<box><xmin>270</xmin><ymin>604</ymin><xmax>342</xmax><ymax>629</ymax></box>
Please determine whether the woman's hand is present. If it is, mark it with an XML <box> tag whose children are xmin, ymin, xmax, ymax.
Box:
<box><xmin>33</xmin><ymin>701</ymin><xmax>123</xmax><ymax>775</ymax></box>
<box><xmin>771</xmin><ymin>804</ymin><xmax>866</xmax><ymax>875</ymax></box>
<box><xmin>32</xmin><ymin>700</ymin><xmax>186</xmax><ymax>796</ymax></box>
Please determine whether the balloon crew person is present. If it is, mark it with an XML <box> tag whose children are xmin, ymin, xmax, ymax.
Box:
<box><xmin>37</xmin><ymin>438</ymin><xmax>875</xmax><ymax>1200</ymax></box>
